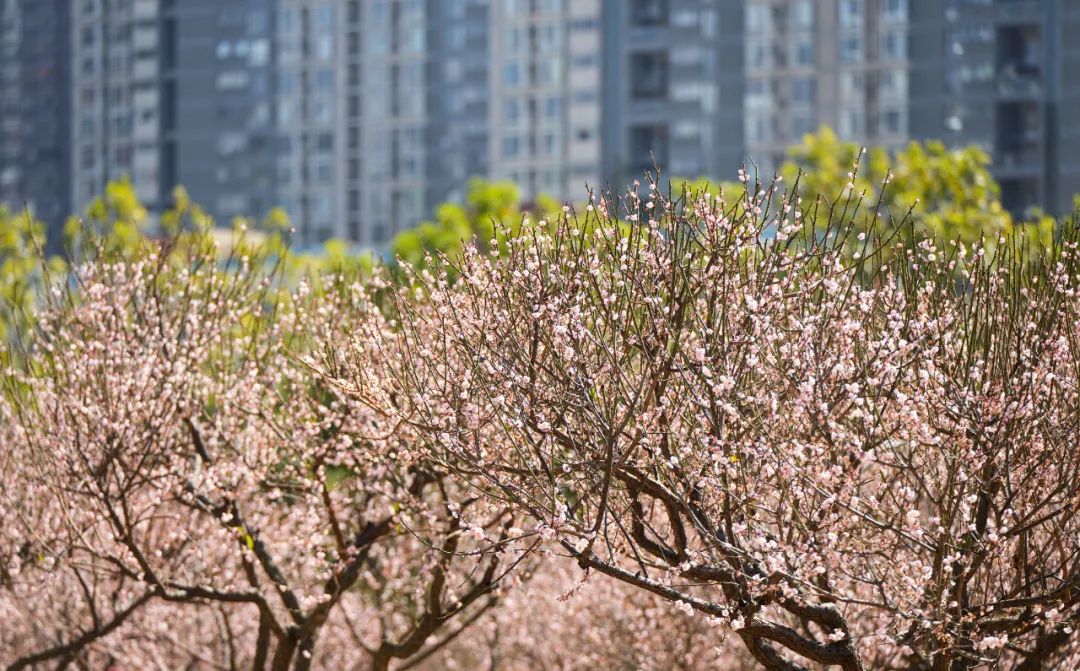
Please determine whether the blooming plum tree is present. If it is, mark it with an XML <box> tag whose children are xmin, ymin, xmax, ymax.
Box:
<box><xmin>358</xmin><ymin>180</ymin><xmax>1080</xmax><ymax>670</ymax></box>
<box><xmin>0</xmin><ymin>236</ymin><xmax>517</xmax><ymax>670</ymax></box>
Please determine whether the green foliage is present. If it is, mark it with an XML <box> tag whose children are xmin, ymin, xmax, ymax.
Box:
<box><xmin>0</xmin><ymin>206</ymin><xmax>62</xmax><ymax>345</ymax></box>
<box><xmin>780</xmin><ymin>127</ymin><xmax>1014</xmax><ymax>244</ymax></box>
<box><xmin>4</xmin><ymin>181</ymin><xmax>313</xmax><ymax>351</ymax></box>
<box><xmin>391</xmin><ymin>178</ymin><xmax>563</xmax><ymax>267</ymax></box>
<box><xmin>70</xmin><ymin>177</ymin><xmax>154</xmax><ymax>258</ymax></box>
<box><xmin>672</xmin><ymin>127</ymin><xmax>1053</xmax><ymax>252</ymax></box>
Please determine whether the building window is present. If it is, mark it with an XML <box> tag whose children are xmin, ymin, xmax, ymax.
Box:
<box><xmin>883</xmin><ymin>31</ymin><xmax>906</xmax><ymax>60</ymax></box>
<box><xmin>747</xmin><ymin>39</ymin><xmax>769</xmax><ymax>69</ymax></box>
<box><xmin>572</xmin><ymin>53</ymin><xmax>598</xmax><ymax>68</ymax></box>
<box><xmin>792</xmin><ymin>115</ymin><xmax>815</xmax><ymax>137</ymax></box>
<box><xmin>840</xmin><ymin>0</ymin><xmax>862</xmax><ymax>28</ymax></box>
<box><xmin>879</xmin><ymin>69</ymin><xmax>907</xmax><ymax>99</ymax></box>
<box><xmin>313</xmin><ymin>5</ymin><xmax>334</xmax><ymax>30</ymax></box>
<box><xmin>747</xmin><ymin>5</ymin><xmax>769</xmax><ymax>33</ymax></box>
<box><xmin>544</xmin><ymin>96</ymin><xmax>561</xmax><ymax>120</ymax></box>
<box><xmin>630</xmin><ymin>52</ymin><xmax>669</xmax><ymax>100</ymax></box>
<box><xmin>503</xmin><ymin>62</ymin><xmax>520</xmax><ymax>86</ymax></box>
<box><xmin>313</xmin><ymin>98</ymin><xmax>334</xmax><ymax>123</ymax></box>
<box><xmin>502</xmin><ymin>135</ymin><xmax>520</xmax><ymax>158</ymax></box>
<box><xmin>537</xmin><ymin>58</ymin><xmax>562</xmax><ymax>86</ymax></box>
<box><xmin>791</xmin><ymin>0</ymin><xmax>814</xmax><ymax>29</ymax></box>
<box><xmin>747</xmin><ymin>78</ymin><xmax>766</xmax><ymax>98</ymax></box>
<box><xmin>217</xmin><ymin>133</ymin><xmax>247</xmax><ymax>156</ymax></box>
<box><xmin>840</xmin><ymin>35</ymin><xmax>862</xmax><ymax>63</ymax></box>
<box><xmin>314</xmin><ymin>35</ymin><xmax>333</xmax><ymax>61</ymax></box>
<box><xmin>216</xmin><ymin>70</ymin><xmax>249</xmax><ymax>91</ymax></box>
<box><xmin>537</xmin><ymin>24</ymin><xmax>562</xmax><ymax>50</ymax></box>
<box><xmin>841</xmin><ymin>110</ymin><xmax>863</xmax><ymax>137</ymax></box>
<box><xmin>796</xmin><ymin>39</ymin><xmax>814</xmax><ymax>66</ymax></box>
<box><xmin>631</xmin><ymin>0</ymin><xmax>668</xmax><ymax>26</ymax></box>
<box><xmin>503</xmin><ymin>98</ymin><xmax>520</xmax><ymax>122</ymax></box>
<box><xmin>883</xmin><ymin>109</ymin><xmax>902</xmax><ymax>134</ymax></box>
<box><xmin>277</xmin><ymin>7</ymin><xmax>296</xmax><ymax>34</ymax></box>
<box><xmin>791</xmin><ymin>77</ymin><xmax>816</xmax><ymax>105</ymax></box>
<box><xmin>542</xmin><ymin>132</ymin><xmax>558</xmax><ymax>156</ymax></box>
<box><xmin>841</xmin><ymin>71</ymin><xmax>863</xmax><ymax>97</ymax></box>
<box><xmin>536</xmin><ymin>0</ymin><xmax>563</xmax><ymax>14</ymax></box>
<box><xmin>570</xmin><ymin>19</ymin><xmax>598</xmax><ymax>32</ymax></box>
<box><xmin>883</xmin><ymin>0</ymin><xmax>907</xmax><ymax>23</ymax></box>
<box><xmin>628</xmin><ymin>125</ymin><xmax>669</xmax><ymax>171</ymax></box>
<box><xmin>249</xmin><ymin>39</ymin><xmax>269</xmax><ymax>66</ymax></box>
<box><xmin>747</xmin><ymin>116</ymin><xmax>768</xmax><ymax>143</ymax></box>
<box><xmin>216</xmin><ymin>195</ymin><xmax>248</xmax><ymax>215</ymax></box>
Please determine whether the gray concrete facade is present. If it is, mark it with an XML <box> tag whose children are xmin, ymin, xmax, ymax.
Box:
<box><xmin>0</xmin><ymin>0</ymin><xmax>71</xmax><ymax>245</ymax></box>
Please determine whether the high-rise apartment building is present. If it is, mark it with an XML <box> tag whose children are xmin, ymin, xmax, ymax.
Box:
<box><xmin>489</xmin><ymin>0</ymin><xmax>604</xmax><ymax>201</ymax></box>
<box><xmin>276</xmin><ymin>0</ymin><xmax>491</xmax><ymax>247</ymax></box>
<box><xmin>743</xmin><ymin>0</ymin><xmax>911</xmax><ymax>173</ymax></box>
<box><xmin>6</xmin><ymin>0</ymin><xmax>1079</xmax><ymax>253</ymax></box>
<box><xmin>160</xmin><ymin>0</ymin><xmax>278</xmax><ymax>224</ymax></box>
<box><xmin>0</xmin><ymin>1</ymin><xmax>17</xmax><ymax>209</ymax></box>
<box><xmin>70</xmin><ymin>0</ymin><xmax>279</xmax><ymax>230</ymax></box>
<box><xmin>909</xmin><ymin>0</ymin><xmax>1080</xmax><ymax>215</ymax></box>
<box><xmin>71</xmin><ymin>0</ymin><xmax>163</xmax><ymax>213</ymax></box>
<box><xmin>741</xmin><ymin>0</ymin><xmax>1079</xmax><ymax>216</ymax></box>
<box><xmin>350</xmin><ymin>0</ymin><xmax>429</xmax><ymax>247</ymax></box>
<box><xmin>273</xmin><ymin>0</ymin><xmax>344</xmax><ymax>246</ymax></box>
<box><xmin>601</xmin><ymin>0</ymin><xmax>745</xmax><ymax>188</ymax></box>
<box><xmin>488</xmin><ymin>0</ymin><xmax>747</xmax><ymax>198</ymax></box>
<box><xmin>0</xmin><ymin>0</ymin><xmax>71</xmax><ymax>242</ymax></box>
<box><xmin>0</xmin><ymin>0</ymin><xmax>17</xmax><ymax>209</ymax></box>
<box><xmin>425</xmin><ymin>1</ymin><xmax>492</xmax><ymax>213</ymax></box>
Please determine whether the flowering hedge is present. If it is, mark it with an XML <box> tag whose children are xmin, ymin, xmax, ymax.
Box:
<box><xmin>3</xmin><ymin>176</ymin><xmax>1079</xmax><ymax>670</ymax></box>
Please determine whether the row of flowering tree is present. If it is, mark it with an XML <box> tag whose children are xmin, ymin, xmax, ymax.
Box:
<box><xmin>3</xmin><ymin>172</ymin><xmax>1080</xmax><ymax>669</ymax></box>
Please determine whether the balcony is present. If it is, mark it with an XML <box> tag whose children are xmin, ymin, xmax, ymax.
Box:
<box><xmin>994</xmin><ymin>100</ymin><xmax>1042</xmax><ymax>176</ymax></box>
<box><xmin>995</xmin><ymin>24</ymin><xmax>1042</xmax><ymax>97</ymax></box>
<box><xmin>629</xmin><ymin>52</ymin><xmax>670</xmax><ymax>101</ymax></box>
<box><xmin>996</xmin><ymin>67</ymin><xmax>1042</xmax><ymax>99</ymax></box>
<box><xmin>630</xmin><ymin>0</ymin><xmax>668</xmax><ymax>27</ymax></box>
<box><xmin>995</xmin><ymin>0</ymin><xmax>1043</xmax><ymax>23</ymax></box>
<box><xmin>999</xmin><ymin>176</ymin><xmax>1039</xmax><ymax>215</ymax></box>
<box><xmin>628</xmin><ymin>123</ymin><xmax>670</xmax><ymax>175</ymax></box>
<box><xmin>994</xmin><ymin>146</ymin><xmax>1041</xmax><ymax>174</ymax></box>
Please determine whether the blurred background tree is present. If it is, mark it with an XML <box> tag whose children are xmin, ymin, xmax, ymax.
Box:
<box><xmin>0</xmin><ymin>206</ymin><xmax>59</xmax><ymax>346</ymax></box>
<box><xmin>782</xmin><ymin>127</ymin><xmax>1015</xmax><ymax>242</ymax></box>
<box><xmin>673</xmin><ymin>127</ymin><xmax>1056</xmax><ymax>250</ymax></box>
<box><xmin>392</xmin><ymin>178</ymin><xmax>562</xmax><ymax>267</ymax></box>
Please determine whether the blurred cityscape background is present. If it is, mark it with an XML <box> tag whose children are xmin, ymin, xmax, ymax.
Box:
<box><xmin>1</xmin><ymin>0</ymin><xmax>1078</xmax><ymax>250</ymax></box>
